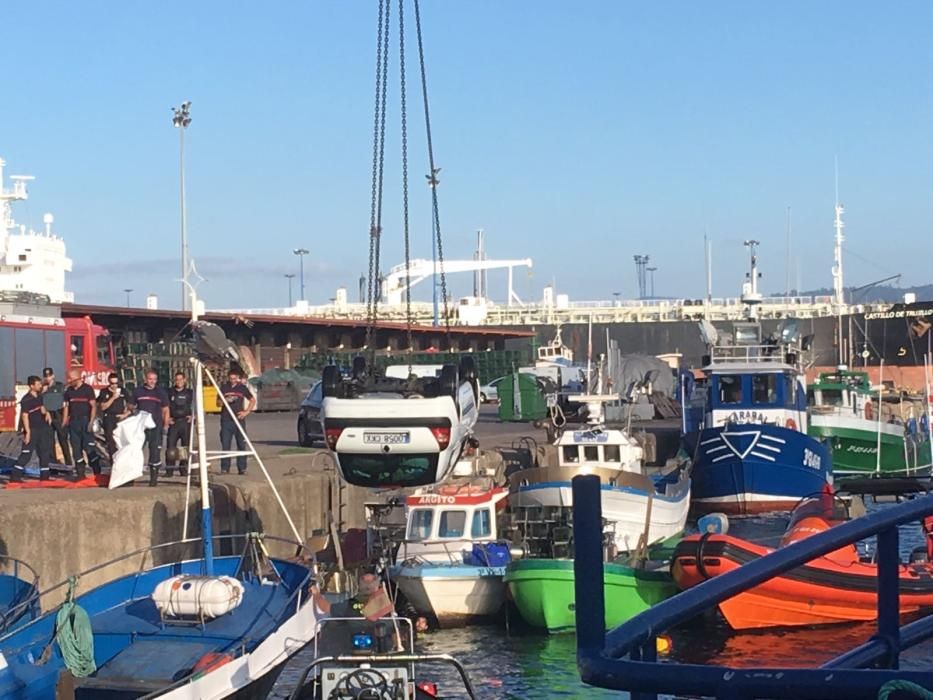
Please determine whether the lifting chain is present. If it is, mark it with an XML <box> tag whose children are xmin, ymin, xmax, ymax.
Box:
<box><xmin>398</xmin><ymin>0</ymin><xmax>414</xmax><ymax>358</ymax></box>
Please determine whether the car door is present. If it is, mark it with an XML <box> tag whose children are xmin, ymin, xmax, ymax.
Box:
<box><xmin>308</xmin><ymin>381</ymin><xmax>324</xmax><ymax>435</ymax></box>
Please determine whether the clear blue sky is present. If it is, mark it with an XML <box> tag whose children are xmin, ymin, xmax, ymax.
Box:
<box><xmin>3</xmin><ymin>1</ymin><xmax>932</xmax><ymax>309</ymax></box>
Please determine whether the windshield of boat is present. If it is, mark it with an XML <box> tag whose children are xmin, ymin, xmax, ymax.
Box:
<box><xmin>472</xmin><ymin>509</ymin><xmax>492</xmax><ymax>538</ymax></box>
<box><xmin>407</xmin><ymin>509</ymin><xmax>434</xmax><ymax>541</ymax></box>
<box><xmin>752</xmin><ymin>374</ymin><xmax>778</xmax><ymax>404</ymax></box>
<box><xmin>719</xmin><ymin>375</ymin><xmax>743</xmax><ymax>404</ymax></box>
<box><xmin>818</xmin><ymin>388</ymin><xmax>844</xmax><ymax>406</ymax></box>
<box><xmin>438</xmin><ymin>510</ymin><xmax>467</xmax><ymax>538</ymax></box>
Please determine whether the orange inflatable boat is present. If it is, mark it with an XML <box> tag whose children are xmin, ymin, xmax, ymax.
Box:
<box><xmin>672</xmin><ymin>494</ymin><xmax>933</xmax><ymax>630</ymax></box>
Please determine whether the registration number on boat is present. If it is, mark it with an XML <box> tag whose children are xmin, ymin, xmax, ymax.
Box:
<box><xmin>363</xmin><ymin>431</ymin><xmax>410</xmax><ymax>445</ymax></box>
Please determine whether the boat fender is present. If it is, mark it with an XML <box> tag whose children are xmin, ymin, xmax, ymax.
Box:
<box><xmin>697</xmin><ymin>513</ymin><xmax>729</xmax><ymax>536</ymax></box>
<box><xmin>416</xmin><ymin>681</ymin><xmax>439</xmax><ymax>698</ymax></box>
<box><xmin>785</xmin><ymin>417</ymin><xmax>797</xmax><ymax>431</ymax></box>
<box><xmin>864</xmin><ymin>401</ymin><xmax>874</xmax><ymax>421</ymax></box>
<box><xmin>695</xmin><ymin>533</ymin><xmax>714</xmax><ymax>581</ymax></box>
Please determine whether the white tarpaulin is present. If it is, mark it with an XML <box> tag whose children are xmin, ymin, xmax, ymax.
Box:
<box><xmin>109</xmin><ymin>412</ymin><xmax>156</xmax><ymax>489</ymax></box>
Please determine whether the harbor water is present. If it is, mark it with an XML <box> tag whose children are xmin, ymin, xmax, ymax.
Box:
<box><xmin>272</xmin><ymin>505</ymin><xmax>933</xmax><ymax>699</ymax></box>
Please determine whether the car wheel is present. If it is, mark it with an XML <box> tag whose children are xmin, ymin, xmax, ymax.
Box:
<box><xmin>438</xmin><ymin>364</ymin><xmax>459</xmax><ymax>399</ymax></box>
<box><xmin>480</xmin><ymin>392</ymin><xmax>488</xmax><ymax>404</ymax></box>
<box><xmin>322</xmin><ymin>365</ymin><xmax>342</xmax><ymax>398</ymax></box>
<box><xmin>298</xmin><ymin>418</ymin><xmax>316</xmax><ymax>447</ymax></box>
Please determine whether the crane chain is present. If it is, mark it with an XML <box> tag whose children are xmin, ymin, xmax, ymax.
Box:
<box><xmin>398</xmin><ymin>0</ymin><xmax>414</xmax><ymax>358</ymax></box>
<box><xmin>414</xmin><ymin>0</ymin><xmax>452</xmax><ymax>341</ymax></box>
<box><xmin>366</xmin><ymin>0</ymin><xmax>391</xmax><ymax>357</ymax></box>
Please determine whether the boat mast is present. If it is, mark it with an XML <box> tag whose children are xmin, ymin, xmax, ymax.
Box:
<box><xmin>188</xmin><ymin>284</ymin><xmax>215</xmax><ymax>575</ymax></box>
<box><xmin>741</xmin><ymin>240</ymin><xmax>762</xmax><ymax>320</ymax></box>
<box><xmin>832</xmin><ymin>158</ymin><xmax>846</xmax><ymax>365</ymax></box>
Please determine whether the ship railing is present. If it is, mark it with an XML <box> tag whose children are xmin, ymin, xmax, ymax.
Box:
<box><xmin>0</xmin><ymin>533</ymin><xmax>314</xmax><ymax>645</ymax></box>
<box><xmin>708</xmin><ymin>344</ymin><xmax>789</xmax><ymax>363</ymax></box>
<box><xmin>0</xmin><ymin>557</ymin><xmax>40</xmax><ymax>632</ymax></box>
<box><xmin>571</xmin><ymin>474</ymin><xmax>933</xmax><ymax>700</ymax></box>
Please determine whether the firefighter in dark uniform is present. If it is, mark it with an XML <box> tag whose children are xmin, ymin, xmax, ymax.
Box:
<box><xmin>166</xmin><ymin>372</ymin><xmax>194</xmax><ymax>477</ymax></box>
<box><xmin>12</xmin><ymin>375</ymin><xmax>54</xmax><ymax>482</ymax></box>
<box><xmin>131</xmin><ymin>370</ymin><xmax>170</xmax><ymax>487</ymax></box>
<box><xmin>41</xmin><ymin>367</ymin><xmax>72</xmax><ymax>465</ymax></box>
<box><xmin>63</xmin><ymin>368</ymin><xmax>100</xmax><ymax>480</ymax></box>
<box><xmin>96</xmin><ymin>372</ymin><xmax>128</xmax><ymax>459</ymax></box>
<box><xmin>218</xmin><ymin>368</ymin><xmax>255</xmax><ymax>475</ymax></box>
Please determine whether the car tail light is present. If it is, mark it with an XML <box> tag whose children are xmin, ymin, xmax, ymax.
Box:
<box><xmin>324</xmin><ymin>427</ymin><xmax>343</xmax><ymax>451</ymax></box>
<box><xmin>430</xmin><ymin>426</ymin><xmax>451</xmax><ymax>450</ymax></box>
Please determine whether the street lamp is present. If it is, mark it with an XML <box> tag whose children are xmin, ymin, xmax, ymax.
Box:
<box><xmin>124</xmin><ymin>288</ymin><xmax>133</xmax><ymax>307</ymax></box>
<box><xmin>293</xmin><ymin>248</ymin><xmax>309</xmax><ymax>301</ymax></box>
<box><xmin>172</xmin><ymin>100</ymin><xmax>192</xmax><ymax>311</ymax></box>
<box><xmin>284</xmin><ymin>273</ymin><xmax>296</xmax><ymax>307</ymax></box>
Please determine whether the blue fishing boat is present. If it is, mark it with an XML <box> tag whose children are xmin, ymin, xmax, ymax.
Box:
<box><xmin>682</xmin><ymin>243</ymin><xmax>832</xmax><ymax>515</ymax></box>
<box><xmin>0</xmin><ymin>292</ymin><xmax>322</xmax><ymax>699</ymax></box>
<box><xmin>0</xmin><ymin>558</ymin><xmax>38</xmax><ymax>635</ymax></box>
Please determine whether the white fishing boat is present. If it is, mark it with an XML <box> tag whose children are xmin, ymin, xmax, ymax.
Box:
<box><xmin>391</xmin><ymin>481</ymin><xmax>510</xmax><ymax>627</ymax></box>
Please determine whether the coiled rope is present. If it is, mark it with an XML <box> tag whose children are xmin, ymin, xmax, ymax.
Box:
<box><xmin>878</xmin><ymin>680</ymin><xmax>933</xmax><ymax>700</ymax></box>
<box><xmin>55</xmin><ymin>576</ymin><xmax>96</xmax><ymax>677</ymax></box>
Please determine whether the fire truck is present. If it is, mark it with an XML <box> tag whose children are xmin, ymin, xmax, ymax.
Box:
<box><xmin>0</xmin><ymin>313</ymin><xmax>114</xmax><ymax>432</ymax></box>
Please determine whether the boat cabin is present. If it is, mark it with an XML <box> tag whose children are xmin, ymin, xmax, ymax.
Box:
<box><xmin>398</xmin><ymin>486</ymin><xmax>509</xmax><ymax>564</ymax></box>
<box><xmin>555</xmin><ymin>428</ymin><xmax>643</xmax><ymax>474</ymax></box>
<box><xmin>808</xmin><ymin>369</ymin><xmax>874</xmax><ymax>420</ymax></box>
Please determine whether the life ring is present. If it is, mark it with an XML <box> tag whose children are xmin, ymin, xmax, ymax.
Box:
<box><xmin>785</xmin><ymin>417</ymin><xmax>797</xmax><ymax>431</ymax></box>
<box><xmin>864</xmin><ymin>401</ymin><xmax>874</xmax><ymax>421</ymax></box>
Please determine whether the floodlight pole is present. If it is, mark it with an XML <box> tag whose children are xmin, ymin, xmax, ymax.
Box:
<box><xmin>172</xmin><ymin>101</ymin><xmax>192</xmax><ymax>311</ymax></box>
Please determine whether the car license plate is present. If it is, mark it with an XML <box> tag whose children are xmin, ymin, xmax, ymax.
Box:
<box><xmin>363</xmin><ymin>431</ymin><xmax>410</xmax><ymax>445</ymax></box>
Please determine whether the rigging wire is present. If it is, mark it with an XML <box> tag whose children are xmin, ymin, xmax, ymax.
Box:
<box><xmin>413</xmin><ymin>0</ymin><xmax>452</xmax><ymax>341</ymax></box>
<box><xmin>398</xmin><ymin>0</ymin><xmax>414</xmax><ymax>357</ymax></box>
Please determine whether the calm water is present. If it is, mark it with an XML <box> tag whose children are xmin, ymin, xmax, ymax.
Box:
<box><xmin>271</xmin><ymin>505</ymin><xmax>933</xmax><ymax>699</ymax></box>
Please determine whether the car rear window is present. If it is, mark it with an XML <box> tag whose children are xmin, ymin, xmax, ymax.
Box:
<box><xmin>339</xmin><ymin>453</ymin><xmax>439</xmax><ymax>487</ymax></box>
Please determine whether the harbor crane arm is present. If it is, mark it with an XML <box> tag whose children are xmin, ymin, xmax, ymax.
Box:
<box><xmin>382</xmin><ymin>258</ymin><xmax>533</xmax><ymax>305</ymax></box>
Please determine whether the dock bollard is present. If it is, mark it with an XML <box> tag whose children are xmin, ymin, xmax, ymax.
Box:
<box><xmin>573</xmin><ymin>474</ymin><xmax>605</xmax><ymax>655</ymax></box>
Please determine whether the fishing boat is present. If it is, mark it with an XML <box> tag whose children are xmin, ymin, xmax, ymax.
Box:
<box><xmin>671</xmin><ymin>490</ymin><xmax>933</xmax><ymax>629</ymax></box>
<box><xmin>682</xmin><ymin>243</ymin><xmax>833</xmax><ymax>515</ymax></box>
<box><xmin>0</xmin><ymin>558</ymin><xmax>38</xmax><ymax>635</ymax></box>
<box><xmin>505</xmin><ymin>358</ymin><xmax>689</xmax><ymax>633</ymax></box>
<box><xmin>0</xmin><ymin>288</ymin><xmax>322</xmax><ymax>700</ymax></box>
<box><xmin>808</xmin><ymin>367</ymin><xmax>932</xmax><ymax>477</ymax></box>
<box><xmin>391</xmin><ymin>481</ymin><xmax>510</xmax><ymax>628</ymax></box>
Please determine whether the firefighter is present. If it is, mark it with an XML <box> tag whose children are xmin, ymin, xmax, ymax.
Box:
<box><xmin>12</xmin><ymin>375</ymin><xmax>54</xmax><ymax>482</ymax></box>
<box><xmin>165</xmin><ymin>372</ymin><xmax>194</xmax><ymax>477</ymax></box>
<box><xmin>41</xmin><ymin>367</ymin><xmax>72</xmax><ymax>465</ymax></box>
<box><xmin>97</xmin><ymin>372</ymin><xmax>129</xmax><ymax>458</ymax></box>
<box><xmin>130</xmin><ymin>370</ymin><xmax>170</xmax><ymax>487</ymax></box>
<box><xmin>63</xmin><ymin>368</ymin><xmax>101</xmax><ymax>480</ymax></box>
<box><xmin>218</xmin><ymin>368</ymin><xmax>255</xmax><ymax>474</ymax></box>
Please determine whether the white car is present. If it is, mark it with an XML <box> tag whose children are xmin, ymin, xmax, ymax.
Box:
<box><xmin>479</xmin><ymin>376</ymin><xmax>506</xmax><ymax>403</ymax></box>
<box><xmin>321</xmin><ymin>358</ymin><xmax>480</xmax><ymax>487</ymax></box>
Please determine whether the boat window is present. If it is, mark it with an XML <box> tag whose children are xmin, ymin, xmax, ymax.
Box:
<box><xmin>562</xmin><ymin>446</ymin><xmax>579</xmax><ymax>463</ymax></box>
<box><xmin>718</xmin><ymin>375</ymin><xmax>743</xmax><ymax>404</ymax></box>
<box><xmin>471</xmin><ymin>509</ymin><xmax>492</xmax><ymax>538</ymax></box>
<box><xmin>583</xmin><ymin>445</ymin><xmax>599</xmax><ymax>461</ymax></box>
<box><xmin>820</xmin><ymin>388</ymin><xmax>843</xmax><ymax>406</ymax></box>
<box><xmin>604</xmin><ymin>444</ymin><xmax>621</xmax><ymax>462</ymax></box>
<box><xmin>439</xmin><ymin>510</ymin><xmax>467</xmax><ymax>538</ymax></box>
<box><xmin>752</xmin><ymin>374</ymin><xmax>778</xmax><ymax>405</ymax></box>
<box><xmin>407</xmin><ymin>509</ymin><xmax>434</xmax><ymax>541</ymax></box>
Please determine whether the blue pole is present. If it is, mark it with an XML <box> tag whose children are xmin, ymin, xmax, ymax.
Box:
<box><xmin>573</xmin><ymin>474</ymin><xmax>605</xmax><ymax>655</ymax></box>
<box><xmin>875</xmin><ymin>525</ymin><xmax>900</xmax><ymax>668</ymax></box>
<box><xmin>202</xmin><ymin>505</ymin><xmax>214</xmax><ymax>576</ymax></box>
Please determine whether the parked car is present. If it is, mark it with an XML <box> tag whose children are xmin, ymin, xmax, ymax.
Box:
<box><xmin>297</xmin><ymin>380</ymin><xmax>324</xmax><ymax>447</ymax></box>
<box><xmin>479</xmin><ymin>376</ymin><xmax>506</xmax><ymax>403</ymax></box>
<box><xmin>321</xmin><ymin>358</ymin><xmax>480</xmax><ymax>488</ymax></box>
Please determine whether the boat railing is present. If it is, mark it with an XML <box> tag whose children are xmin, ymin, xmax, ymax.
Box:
<box><xmin>571</xmin><ymin>474</ymin><xmax>933</xmax><ymax>700</ymax></box>
<box><xmin>0</xmin><ymin>532</ymin><xmax>313</xmax><ymax>644</ymax></box>
<box><xmin>708</xmin><ymin>343</ymin><xmax>791</xmax><ymax>364</ymax></box>
<box><xmin>0</xmin><ymin>556</ymin><xmax>40</xmax><ymax>631</ymax></box>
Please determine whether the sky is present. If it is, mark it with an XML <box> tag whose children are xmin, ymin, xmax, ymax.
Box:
<box><xmin>3</xmin><ymin>1</ymin><xmax>933</xmax><ymax>310</ymax></box>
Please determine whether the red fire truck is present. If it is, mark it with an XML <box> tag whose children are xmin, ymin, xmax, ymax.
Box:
<box><xmin>0</xmin><ymin>313</ymin><xmax>114</xmax><ymax>432</ymax></box>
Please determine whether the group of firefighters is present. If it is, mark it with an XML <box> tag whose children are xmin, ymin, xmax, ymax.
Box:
<box><xmin>10</xmin><ymin>367</ymin><xmax>255</xmax><ymax>487</ymax></box>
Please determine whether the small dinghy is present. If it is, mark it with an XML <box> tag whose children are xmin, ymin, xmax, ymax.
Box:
<box><xmin>671</xmin><ymin>488</ymin><xmax>933</xmax><ymax>629</ymax></box>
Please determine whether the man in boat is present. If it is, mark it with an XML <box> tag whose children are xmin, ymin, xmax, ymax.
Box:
<box><xmin>62</xmin><ymin>369</ymin><xmax>101</xmax><ymax>479</ymax></box>
<box><xmin>217</xmin><ymin>368</ymin><xmax>255</xmax><ymax>475</ymax></box>
<box><xmin>165</xmin><ymin>372</ymin><xmax>193</xmax><ymax>477</ymax></box>
<box><xmin>41</xmin><ymin>367</ymin><xmax>72</xmax><ymax>466</ymax></box>
<box><xmin>130</xmin><ymin>370</ymin><xmax>170</xmax><ymax>487</ymax></box>
<box><xmin>11</xmin><ymin>376</ymin><xmax>54</xmax><ymax>482</ymax></box>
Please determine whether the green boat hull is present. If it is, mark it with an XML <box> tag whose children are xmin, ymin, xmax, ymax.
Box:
<box><xmin>808</xmin><ymin>424</ymin><xmax>932</xmax><ymax>476</ymax></box>
<box><xmin>504</xmin><ymin>559</ymin><xmax>677</xmax><ymax>633</ymax></box>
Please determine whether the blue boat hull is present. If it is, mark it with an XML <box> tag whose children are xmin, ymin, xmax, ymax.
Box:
<box><xmin>0</xmin><ymin>555</ymin><xmax>315</xmax><ymax>700</ymax></box>
<box><xmin>684</xmin><ymin>425</ymin><xmax>832</xmax><ymax>515</ymax></box>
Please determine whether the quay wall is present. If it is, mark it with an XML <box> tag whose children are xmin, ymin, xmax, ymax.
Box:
<box><xmin>0</xmin><ymin>465</ymin><xmax>371</xmax><ymax>608</ymax></box>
